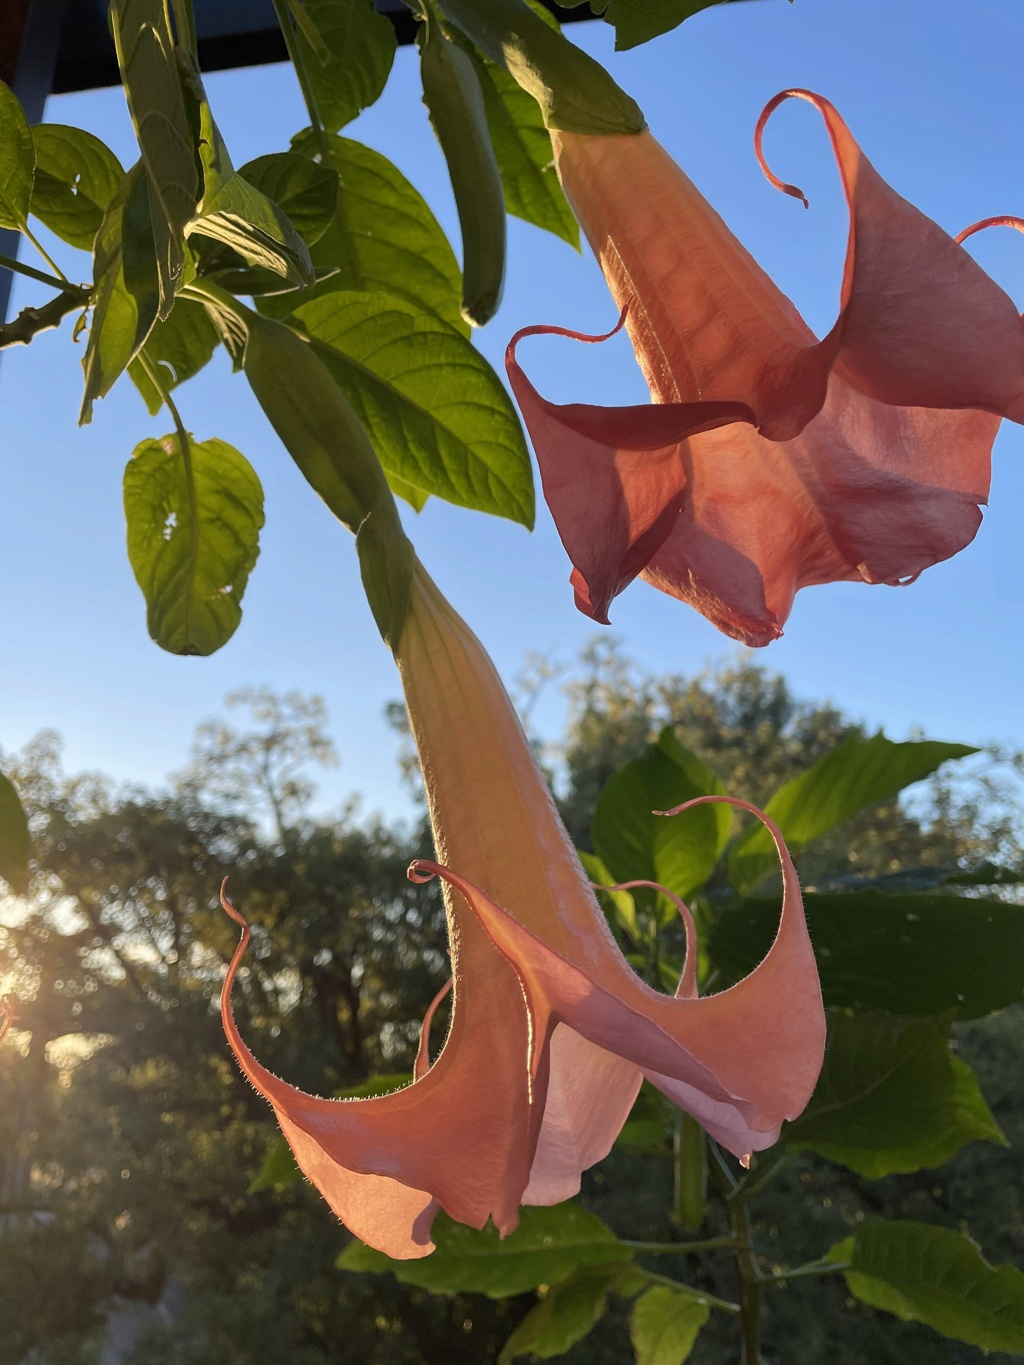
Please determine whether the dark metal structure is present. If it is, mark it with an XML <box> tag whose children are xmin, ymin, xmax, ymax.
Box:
<box><xmin>0</xmin><ymin>0</ymin><xmax>595</xmax><ymax>322</ymax></box>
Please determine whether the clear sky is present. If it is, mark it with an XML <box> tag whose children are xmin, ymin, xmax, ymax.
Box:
<box><xmin>1</xmin><ymin>0</ymin><xmax>1021</xmax><ymax>822</ymax></box>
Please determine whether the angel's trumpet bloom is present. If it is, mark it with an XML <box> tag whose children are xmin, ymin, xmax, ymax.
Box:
<box><xmin>507</xmin><ymin>90</ymin><xmax>1024</xmax><ymax>644</ymax></box>
<box><xmin>221</xmin><ymin>562</ymin><xmax>824</xmax><ymax>1258</ymax></box>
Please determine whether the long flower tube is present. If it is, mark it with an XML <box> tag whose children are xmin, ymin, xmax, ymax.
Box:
<box><xmin>507</xmin><ymin>89</ymin><xmax>1024</xmax><ymax>644</ymax></box>
<box><xmin>221</xmin><ymin>560</ymin><xmax>824</xmax><ymax>1259</ymax></box>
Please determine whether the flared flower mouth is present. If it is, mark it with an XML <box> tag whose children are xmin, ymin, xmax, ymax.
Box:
<box><xmin>507</xmin><ymin>89</ymin><xmax>1022</xmax><ymax>644</ymax></box>
<box><xmin>219</xmin><ymin>561</ymin><xmax>824</xmax><ymax>1259</ymax></box>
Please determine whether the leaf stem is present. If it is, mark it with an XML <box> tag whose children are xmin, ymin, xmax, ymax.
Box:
<box><xmin>0</xmin><ymin>251</ymin><xmax>72</xmax><ymax>292</ymax></box>
<box><xmin>759</xmin><ymin>1259</ymin><xmax>850</xmax><ymax>1285</ymax></box>
<box><xmin>728</xmin><ymin>1151</ymin><xmax>790</xmax><ymax>1206</ymax></box>
<box><xmin>270</xmin><ymin>0</ymin><xmax>330</xmax><ymax>161</ymax></box>
<box><xmin>137</xmin><ymin>351</ymin><xmax>199</xmax><ymax>626</ymax></box>
<box><xmin>619</xmin><ymin>1235</ymin><xmax>736</xmax><ymax>1255</ymax></box>
<box><xmin>640</xmin><ymin>1268</ymin><xmax>740</xmax><ymax>1316</ymax></box>
<box><xmin>21</xmin><ymin>226</ymin><xmax>68</xmax><ymax>283</ymax></box>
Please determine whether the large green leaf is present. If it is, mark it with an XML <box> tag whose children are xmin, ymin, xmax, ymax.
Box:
<box><xmin>591</xmin><ymin>728</ymin><xmax>728</xmax><ymax>908</ymax></box>
<box><xmin>499</xmin><ymin>1264</ymin><xmax>637</xmax><ymax>1363</ymax></box>
<box><xmin>337</xmin><ymin>1204</ymin><xmax>628</xmax><ymax>1297</ymax></box>
<box><xmin>711</xmin><ymin>891</ymin><xmax>1024</xmax><ymax>1020</ymax></box>
<box><xmin>190</xmin><ymin>105</ymin><xmax>313</xmax><ymax>286</ymax></box>
<box><xmin>0</xmin><ymin>81</ymin><xmax>34</xmax><ymax>231</ymax></box>
<box><xmin>728</xmin><ymin>735</ymin><xmax>977</xmax><ymax>892</ymax></box>
<box><xmin>238</xmin><ymin>152</ymin><xmax>338</xmax><ymax>246</ymax></box>
<box><xmin>294</xmin><ymin>290</ymin><xmax>533</xmax><ymax>525</ymax></box>
<box><xmin>29</xmin><ymin>125</ymin><xmax>124</xmax><ymax>250</ymax></box>
<box><xmin>284</xmin><ymin>132</ymin><xmax>466</xmax><ymax>335</ymax></box>
<box><xmin>128</xmin><ymin>298</ymin><xmax>220</xmax><ymax>414</ymax></box>
<box><xmin>0</xmin><ymin>771</ymin><xmax>30</xmax><ymax>895</ymax></box>
<box><xmin>831</xmin><ymin>1219</ymin><xmax>1024</xmax><ymax>1353</ymax></box>
<box><xmin>109</xmin><ymin>0</ymin><xmax>201</xmax><ymax>314</ymax></box>
<box><xmin>294</xmin><ymin>0</ymin><xmax>396</xmax><ymax>133</ymax></box>
<box><xmin>123</xmin><ymin>434</ymin><xmax>264</xmax><ymax>655</ymax></box>
<box><xmin>630</xmin><ymin>1286</ymin><xmax>709</xmax><ymax>1365</ymax></box>
<box><xmin>593</xmin><ymin>0</ymin><xmax>755</xmax><ymax>51</ymax></box>
<box><xmin>80</xmin><ymin>164</ymin><xmax>160</xmax><ymax>423</ymax></box>
<box><xmin>785</xmin><ymin>1012</ymin><xmax>1002</xmax><ymax>1178</ymax></box>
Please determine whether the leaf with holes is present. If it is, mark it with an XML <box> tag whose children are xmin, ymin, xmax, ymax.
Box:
<box><xmin>238</xmin><ymin>152</ymin><xmax>338</xmax><ymax>245</ymax></box>
<box><xmin>295</xmin><ymin>289</ymin><xmax>533</xmax><ymax>524</ymax></box>
<box><xmin>81</xmin><ymin>164</ymin><xmax>160</xmax><ymax>423</ymax></box>
<box><xmin>0</xmin><ymin>80</ymin><xmax>34</xmax><ymax>231</ymax></box>
<box><xmin>338</xmin><ymin>1204</ymin><xmax>628</xmax><ymax>1297</ymax></box>
<box><xmin>294</xmin><ymin>0</ymin><xmax>396</xmax><ymax>133</ymax></box>
<box><xmin>109</xmin><ymin>0</ymin><xmax>201</xmax><ymax>314</ymax></box>
<box><xmin>0</xmin><ymin>772</ymin><xmax>30</xmax><ymax>895</ymax></box>
<box><xmin>124</xmin><ymin>434</ymin><xmax>264</xmax><ymax>655</ymax></box>
<box><xmin>728</xmin><ymin>734</ymin><xmax>977</xmax><ymax>892</ymax></box>
<box><xmin>128</xmin><ymin>298</ymin><xmax>220</xmax><ymax>413</ymax></box>
<box><xmin>631</xmin><ymin>1286</ymin><xmax>710</xmax><ymax>1365</ymax></box>
<box><xmin>831</xmin><ymin>1219</ymin><xmax>1024</xmax><ymax>1352</ymax></box>
<box><xmin>30</xmin><ymin>125</ymin><xmax>124</xmax><ymax>250</ymax></box>
<box><xmin>281</xmin><ymin>132</ymin><xmax>465</xmax><ymax>334</ymax></box>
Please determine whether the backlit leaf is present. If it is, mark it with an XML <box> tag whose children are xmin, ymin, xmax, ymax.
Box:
<box><xmin>337</xmin><ymin>1204</ymin><xmax>628</xmax><ymax>1297</ymax></box>
<box><xmin>499</xmin><ymin>1264</ymin><xmax>634</xmax><ymax>1362</ymax></box>
<box><xmin>30</xmin><ymin>125</ymin><xmax>124</xmax><ymax>250</ymax></box>
<box><xmin>238</xmin><ymin>152</ymin><xmax>338</xmax><ymax>246</ymax></box>
<box><xmin>0</xmin><ymin>81</ymin><xmax>34</xmax><ymax>231</ymax></box>
<box><xmin>594</xmin><ymin>0</ymin><xmax>757</xmax><ymax>51</ymax></box>
<box><xmin>124</xmin><ymin>434</ymin><xmax>264</xmax><ymax>655</ymax></box>
<box><xmin>294</xmin><ymin>0</ymin><xmax>396</xmax><ymax>133</ymax></box>
<box><xmin>128</xmin><ymin>298</ymin><xmax>220</xmax><ymax>414</ymax></box>
<box><xmin>631</xmin><ymin>1286</ymin><xmax>709</xmax><ymax>1365</ymax></box>
<box><xmin>295</xmin><ymin>290</ymin><xmax>533</xmax><ymax>524</ymax></box>
<box><xmin>0</xmin><ymin>772</ymin><xmax>30</xmax><ymax>894</ymax></box>
<box><xmin>728</xmin><ymin>735</ymin><xmax>977</xmax><ymax>892</ymax></box>
<box><xmin>284</xmin><ymin>132</ymin><xmax>466</xmax><ymax>334</ymax></box>
<box><xmin>831</xmin><ymin>1219</ymin><xmax>1024</xmax><ymax>1353</ymax></box>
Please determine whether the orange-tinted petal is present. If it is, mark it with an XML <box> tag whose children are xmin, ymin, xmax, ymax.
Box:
<box><xmin>220</xmin><ymin>888</ymin><xmax>535</xmax><ymax>1259</ymax></box>
<box><xmin>509</xmin><ymin>92</ymin><xmax>1023</xmax><ymax>636</ymax></box>
<box><xmin>413</xmin><ymin>796</ymin><xmax>824</xmax><ymax>1163</ymax></box>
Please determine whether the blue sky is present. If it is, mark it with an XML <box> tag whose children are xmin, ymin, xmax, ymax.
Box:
<box><xmin>1</xmin><ymin>0</ymin><xmax>1021</xmax><ymax>821</ymax></box>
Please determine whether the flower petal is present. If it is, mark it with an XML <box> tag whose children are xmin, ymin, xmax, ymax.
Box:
<box><xmin>412</xmin><ymin>796</ymin><xmax>824</xmax><ymax>1163</ymax></box>
<box><xmin>219</xmin><ymin>888</ymin><xmax>536</xmax><ymax>1257</ymax></box>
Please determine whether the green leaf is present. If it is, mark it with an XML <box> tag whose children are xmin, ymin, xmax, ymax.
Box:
<box><xmin>190</xmin><ymin>104</ymin><xmax>313</xmax><ymax>286</ymax></box>
<box><xmin>123</xmin><ymin>434</ymin><xmax>264</xmax><ymax>655</ymax></box>
<box><xmin>630</xmin><ymin>1286</ymin><xmax>710</xmax><ymax>1365</ymax></box>
<box><xmin>294</xmin><ymin>0</ymin><xmax>396</xmax><ymax>134</ymax></box>
<box><xmin>593</xmin><ymin>0</ymin><xmax>750</xmax><ymax>51</ymax></box>
<box><xmin>580</xmin><ymin>849</ymin><xmax>639</xmax><ymax>942</ymax></box>
<box><xmin>128</xmin><ymin>298</ymin><xmax>220</xmax><ymax>414</ymax></box>
<box><xmin>784</xmin><ymin>1012</ymin><xmax>993</xmax><ymax>1179</ymax></box>
<box><xmin>337</xmin><ymin>1204</ymin><xmax>628</xmax><ymax>1297</ymax></box>
<box><xmin>499</xmin><ymin>1264</ymin><xmax>633</xmax><ymax>1363</ymax></box>
<box><xmin>591</xmin><ymin>728</ymin><xmax>728</xmax><ymax>907</ymax></box>
<box><xmin>294</xmin><ymin>289</ymin><xmax>533</xmax><ymax>525</ymax></box>
<box><xmin>29</xmin><ymin>125</ymin><xmax>124</xmax><ymax>250</ymax></box>
<box><xmin>711</xmin><ymin>890</ymin><xmax>1024</xmax><ymax>1020</ymax></box>
<box><xmin>80</xmin><ymin>164</ymin><xmax>160</xmax><ymax>424</ymax></box>
<box><xmin>728</xmin><ymin>735</ymin><xmax>977</xmax><ymax>892</ymax></box>
<box><xmin>238</xmin><ymin>152</ymin><xmax>338</xmax><ymax>246</ymax></box>
<box><xmin>285</xmin><ymin>132</ymin><xmax>466</xmax><ymax>335</ymax></box>
<box><xmin>0</xmin><ymin>81</ymin><xmax>34</xmax><ymax>231</ymax></box>
<box><xmin>473</xmin><ymin>56</ymin><xmax>578</xmax><ymax>247</ymax></box>
<box><xmin>831</xmin><ymin>1219</ymin><xmax>1024</xmax><ymax>1353</ymax></box>
<box><xmin>0</xmin><ymin>771</ymin><xmax>30</xmax><ymax>895</ymax></box>
<box><xmin>109</xmin><ymin>0</ymin><xmax>201</xmax><ymax>315</ymax></box>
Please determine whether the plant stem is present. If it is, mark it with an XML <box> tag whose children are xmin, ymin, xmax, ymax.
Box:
<box><xmin>760</xmin><ymin>1259</ymin><xmax>850</xmax><ymax>1285</ymax></box>
<box><xmin>0</xmin><ymin>251</ymin><xmax>73</xmax><ymax>292</ymax></box>
<box><xmin>0</xmin><ymin>286</ymin><xmax>91</xmax><ymax>350</ymax></box>
<box><xmin>270</xmin><ymin>0</ymin><xmax>330</xmax><ymax>161</ymax></box>
<box><xmin>674</xmin><ymin>1109</ymin><xmax>707</xmax><ymax>1229</ymax></box>
<box><xmin>728</xmin><ymin>1151</ymin><xmax>790</xmax><ymax>1206</ymax></box>
<box><xmin>619</xmin><ymin>1235</ymin><xmax>735</xmax><ymax>1255</ymax></box>
<box><xmin>728</xmin><ymin>1196</ymin><xmax>765</xmax><ymax>1364</ymax></box>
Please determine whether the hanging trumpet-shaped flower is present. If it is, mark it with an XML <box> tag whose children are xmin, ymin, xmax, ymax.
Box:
<box><xmin>221</xmin><ymin>560</ymin><xmax>825</xmax><ymax>1259</ymax></box>
<box><xmin>507</xmin><ymin>90</ymin><xmax>1024</xmax><ymax>645</ymax></box>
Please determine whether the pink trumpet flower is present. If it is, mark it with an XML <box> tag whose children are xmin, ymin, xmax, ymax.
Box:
<box><xmin>220</xmin><ymin>562</ymin><xmax>824</xmax><ymax>1258</ymax></box>
<box><xmin>507</xmin><ymin>90</ymin><xmax>1024</xmax><ymax>645</ymax></box>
